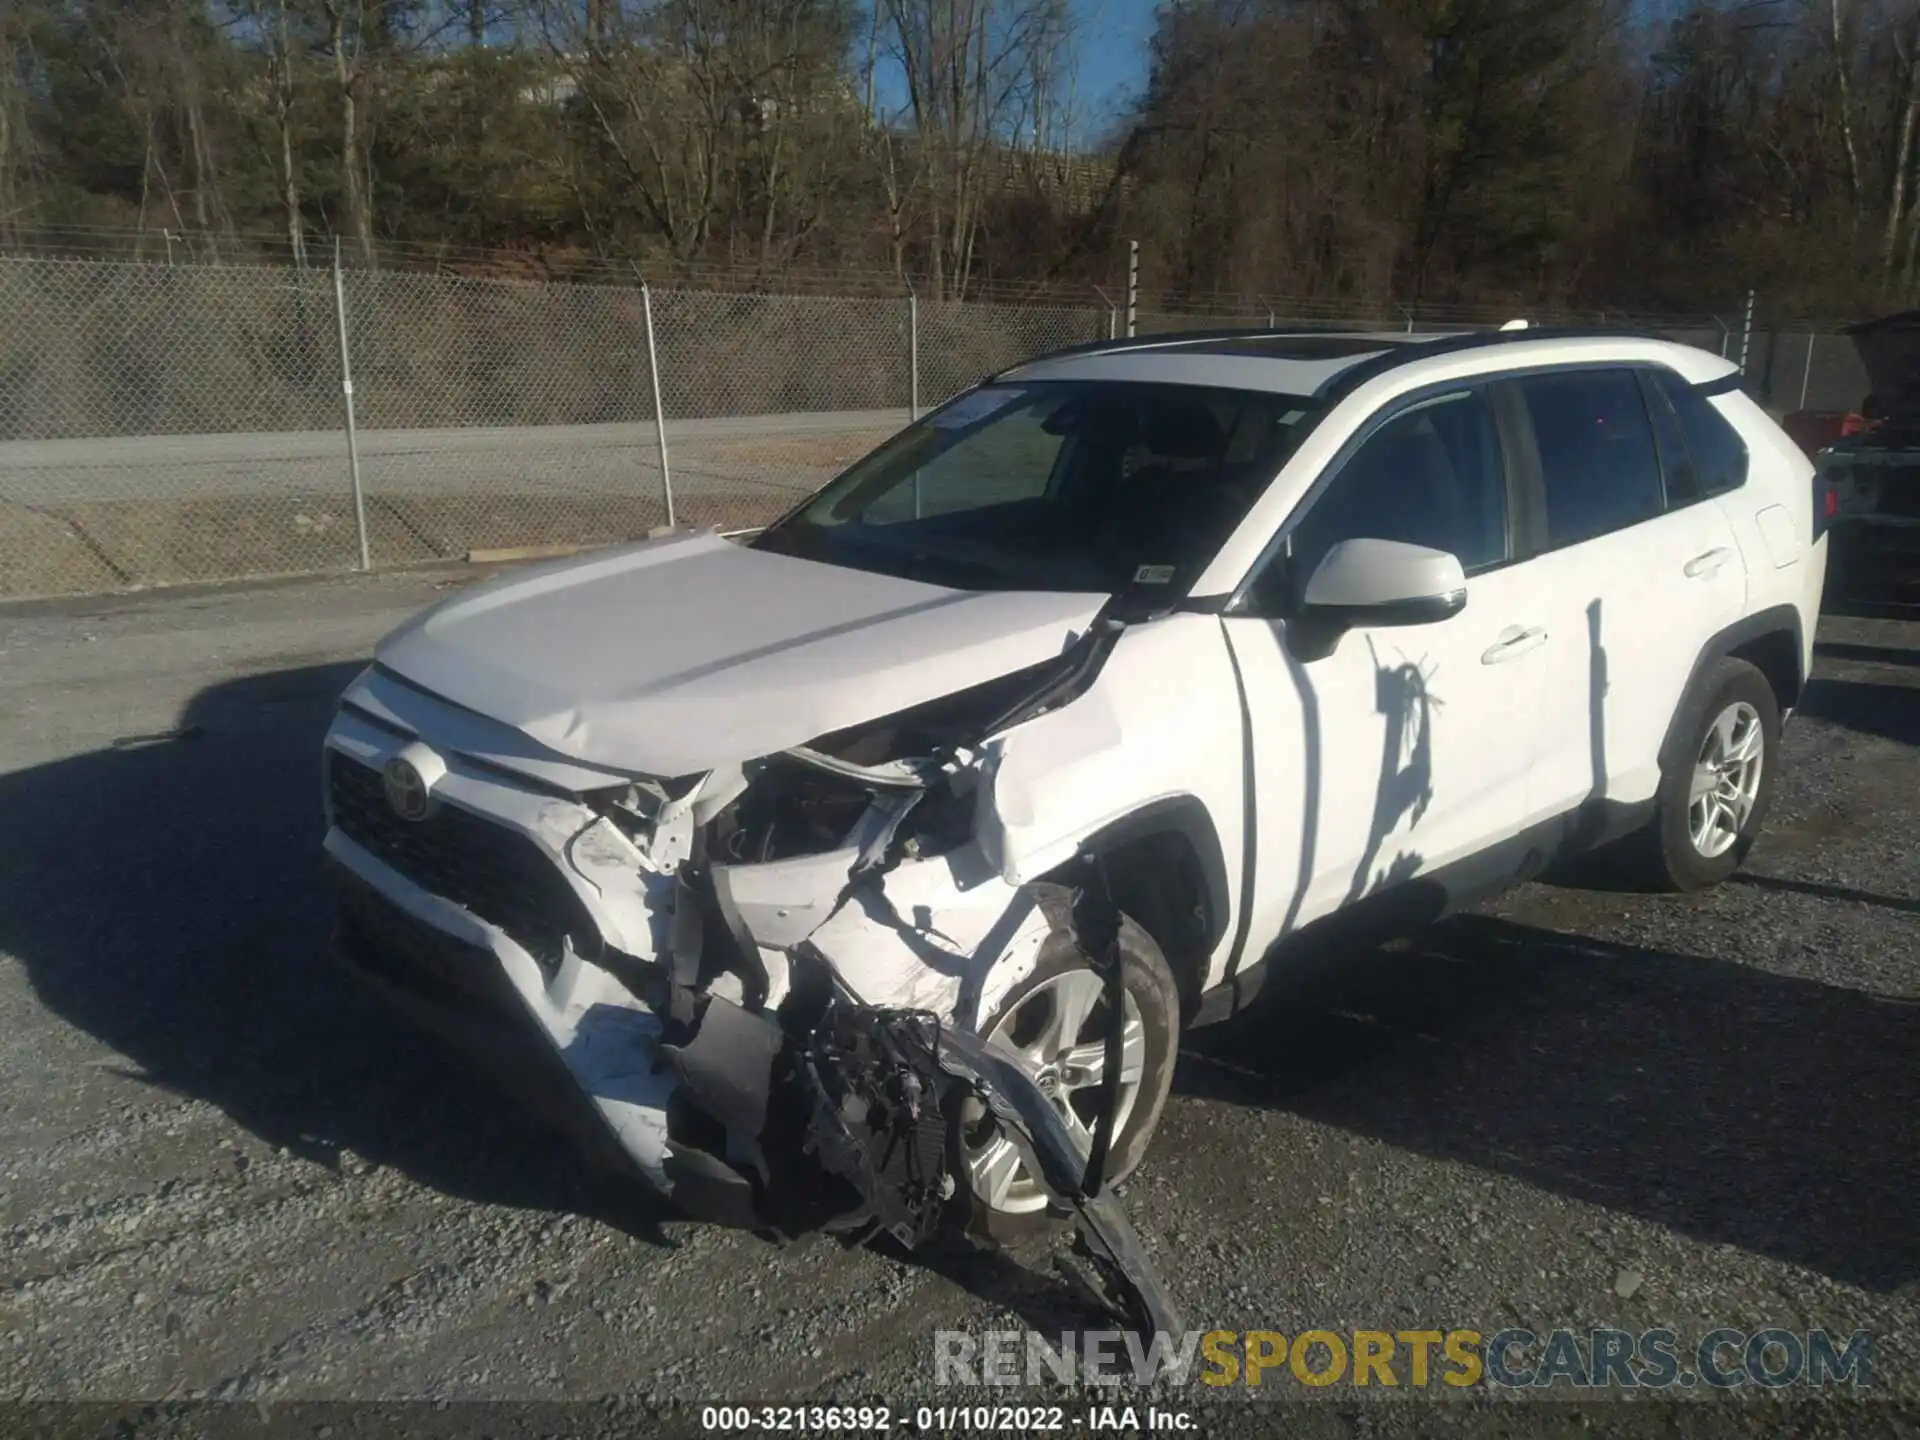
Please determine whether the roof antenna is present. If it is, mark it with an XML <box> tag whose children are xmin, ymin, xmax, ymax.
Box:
<box><xmin>1500</xmin><ymin>319</ymin><xmax>1530</xmax><ymax>332</ymax></box>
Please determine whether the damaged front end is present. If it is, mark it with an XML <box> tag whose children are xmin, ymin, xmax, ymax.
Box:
<box><xmin>322</xmin><ymin>619</ymin><xmax>1177</xmax><ymax>1335</ymax></box>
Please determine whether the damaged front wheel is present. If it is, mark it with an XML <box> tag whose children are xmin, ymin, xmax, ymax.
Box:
<box><xmin>957</xmin><ymin>912</ymin><xmax>1180</xmax><ymax>1242</ymax></box>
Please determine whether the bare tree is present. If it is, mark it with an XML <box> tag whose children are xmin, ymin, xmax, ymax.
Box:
<box><xmin>165</xmin><ymin>0</ymin><xmax>232</xmax><ymax>239</ymax></box>
<box><xmin>0</xmin><ymin>6</ymin><xmax>42</xmax><ymax>243</ymax></box>
<box><xmin>312</xmin><ymin>0</ymin><xmax>450</xmax><ymax>264</ymax></box>
<box><xmin>1882</xmin><ymin>6</ymin><xmax>1920</xmax><ymax>281</ymax></box>
<box><xmin>235</xmin><ymin>0</ymin><xmax>308</xmax><ymax>265</ymax></box>
<box><xmin>527</xmin><ymin>0</ymin><xmax>856</xmax><ymax>267</ymax></box>
<box><xmin>318</xmin><ymin>0</ymin><xmax>377</xmax><ymax>263</ymax></box>
<box><xmin>880</xmin><ymin>0</ymin><xmax>1072</xmax><ymax>296</ymax></box>
<box><xmin>1826</xmin><ymin>0</ymin><xmax>1867</xmax><ymax>209</ymax></box>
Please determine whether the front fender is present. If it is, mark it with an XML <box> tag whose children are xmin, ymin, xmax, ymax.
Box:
<box><xmin>710</xmin><ymin>843</ymin><xmax>1058</xmax><ymax>1031</ymax></box>
<box><xmin>979</xmin><ymin>685</ymin><xmax>1134</xmax><ymax>882</ymax></box>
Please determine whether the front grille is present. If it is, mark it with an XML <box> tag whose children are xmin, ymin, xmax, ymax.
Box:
<box><xmin>332</xmin><ymin>863</ymin><xmax>514</xmax><ymax>1019</ymax></box>
<box><xmin>327</xmin><ymin>753</ymin><xmax>599</xmax><ymax>969</ymax></box>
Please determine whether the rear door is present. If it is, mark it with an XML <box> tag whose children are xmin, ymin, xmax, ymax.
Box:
<box><xmin>1505</xmin><ymin>366</ymin><xmax>1749</xmax><ymax>834</ymax></box>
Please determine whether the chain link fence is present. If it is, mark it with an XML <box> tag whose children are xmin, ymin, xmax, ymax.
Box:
<box><xmin>0</xmin><ymin>260</ymin><xmax>352</xmax><ymax>595</ymax></box>
<box><xmin>1744</xmin><ymin>331</ymin><xmax>1875</xmax><ymax>416</ymax></box>
<box><xmin>0</xmin><ymin>254</ymin><xmax>1881</xmax><ymax>600</ymax></box>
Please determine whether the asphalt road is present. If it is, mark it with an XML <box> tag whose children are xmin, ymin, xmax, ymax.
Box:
<box><xmin>0</xmin><ymin>409</ymin><xmax>911</xmax><ymax>506</ymax></box>
<box><xmin>0</xmin><ymin>569</ymin><xmax>1915</xmax><ymax>1437</ymax></box>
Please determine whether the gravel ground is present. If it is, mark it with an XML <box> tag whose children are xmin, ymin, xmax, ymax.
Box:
<box><xmin>0</xmin><ymin>566</ymin><xmax>1915</xmax><ymax>1438</ymax></box>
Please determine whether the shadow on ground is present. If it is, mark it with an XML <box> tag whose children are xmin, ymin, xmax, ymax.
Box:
<box><xmin>0</xmin><ymin>662</ymin><xmax>674</xmax><ymax>1243</ymax></box>
<box><xmin>1179</xmin><ymin>913</ymin><xmax>1919</xmax><ymax>1294</ymax></box>
<box><xmin>1797</xmin><ymin>669</ymin><xmax>1920</xmax><ymax>746</ymax></box>
<box><xmin>1815</xmin><ymin>639</ymin><xmax>1920</xmax><ymax>669</ymax></box>
<box><xmin>0</xmin><ymin>661</ymin><xmax>1140</xmax><ymax>1330</ymax></box>
<box><xmin>1732</xmin><ymin>871</ymin><xmax>1920</xmax><ymax>915</ymax></box>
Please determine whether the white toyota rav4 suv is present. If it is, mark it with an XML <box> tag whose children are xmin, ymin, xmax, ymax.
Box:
<box><xmin>321</xmin><ymin>326</ymin><xmax>1825</xmax><ymax>1263</ymax></box>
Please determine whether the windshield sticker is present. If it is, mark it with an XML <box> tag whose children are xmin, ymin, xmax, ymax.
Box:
<box><xmin>927</xmin><ymin>387</ymin><xmax>1025</xmax><ymax>430</ymax></box>
<box><xmin>1133</xmin><ymin>563</ymin><xmax>1177</xmax><ymax>585</ymax></box>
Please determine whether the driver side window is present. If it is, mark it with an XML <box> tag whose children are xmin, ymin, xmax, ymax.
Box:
<box><xmin>1272</xmin><ymin>386</ymin><xmax>1509</xmax><ymax>606</ymax></box>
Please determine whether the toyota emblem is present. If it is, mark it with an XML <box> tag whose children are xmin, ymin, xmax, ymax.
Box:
<box><xmin>382</xmin><ymin>755</ymin><xmax>432</xmax><ymax>822</ymax></box>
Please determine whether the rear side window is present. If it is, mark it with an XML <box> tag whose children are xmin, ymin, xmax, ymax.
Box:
<box><xmin>1650</xmin><ymin>370</ymin><xmax>1750</xmax><ymax>496</ymax></box>
<box><xmin>1514</xmin><ymin>368</ymin><xmax>1666</xmax><ymax>548</ymax></box>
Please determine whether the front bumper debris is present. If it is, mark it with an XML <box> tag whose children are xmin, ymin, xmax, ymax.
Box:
<box><xmin>320</xmin><ymin>660</ymin><xmax>1178</xmax><ymax>1336</ymax></box>
<box><xmin>331</xmin><ymin>861</ymin><xmax>1177</xmax><ymax>1335</ymax></box>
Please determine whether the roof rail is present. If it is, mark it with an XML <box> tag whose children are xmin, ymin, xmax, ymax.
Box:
<box><xmin>986</xmin><ymin>321</ymin><xmax>1416</xmax><ymax>379</ymax></box>
<box><xmin>988</xmin><ymin>320</ymin><xmax>1711</xmax><ymax>393</ymax></box>
<box><xmin>1316</xmin><ymin>324</ymin><xmax>1714</xmax><ymax>402</ymax></box>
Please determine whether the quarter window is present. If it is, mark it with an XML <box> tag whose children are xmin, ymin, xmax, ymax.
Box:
<box><xmin>1650</xmin><ymin>369</ymin><xmax>1750</xmax><ymax>496</ymax></box>
<box><xmin>1515</xmin><ymin>369</ymin><xmax>1665</xmax><ymax>547</ymax></box>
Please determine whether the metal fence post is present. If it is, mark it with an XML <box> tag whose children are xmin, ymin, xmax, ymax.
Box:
<box><xmin>641</xmin><ymin>282</ymin><xmax>676</xmax><ymax>528</ymax></box>
<box><xmin>906</xmin><ymin>288</ymin><xmax>923</xmax><ymax>516</ymax></box>
<box><xmin>1093</xmin><ymin>285</ymin><xmax>1117</xmax><ymax>339</ymax></box>
<box><xmin>1126</xmin><ymin>240</ymin><xmax>1139</xmax><ymax>338</ymax></box>
<box><xmin>1739</xmin><ymin>290</ymin><xmax>1755</xmax><ymax>374</ymax></box>
<box><xmin>1799</xmin><ymin>333</ymin><xmax>1816</xmax><ymax>412</ymax></box>
<box><xmin>331</xmin><ymin>242</ymin><xmax>372</xmax><ymax>572</ymax></box>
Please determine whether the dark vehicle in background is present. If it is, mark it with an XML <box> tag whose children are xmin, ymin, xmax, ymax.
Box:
<box><xmin>1809</xmin><ymin>311</ymin><xmax>1920</xmax><ymax>600</ymax></box>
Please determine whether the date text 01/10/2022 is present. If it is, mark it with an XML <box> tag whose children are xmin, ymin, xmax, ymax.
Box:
<box><xmin>698</xmin><ymin>1404</ymin><xmax>1195</xmax><ymax>1431</ymax></box>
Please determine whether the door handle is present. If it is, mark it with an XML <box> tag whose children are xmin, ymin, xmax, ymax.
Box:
<box><xmin>1684</xmin><ymin>547</ymin><xmax>1734</xmax><ymax>579</ymax></box>
<box><xmin>1481</xmin><ymin>626</ymin><xmax>1547</xmax><ymax>665</ymax></box>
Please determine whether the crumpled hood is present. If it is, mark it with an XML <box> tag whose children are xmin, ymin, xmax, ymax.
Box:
<box><xmin>375</xmin><ymin>530</ymin><xmax>1107</xmax><ymax>777</ymax></box>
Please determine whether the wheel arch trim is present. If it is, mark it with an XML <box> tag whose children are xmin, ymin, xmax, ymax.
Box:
<box><xmin>1657</xmin><ymin>604</ymin><xmax>1804</xmax><ymax>776</ymax></box>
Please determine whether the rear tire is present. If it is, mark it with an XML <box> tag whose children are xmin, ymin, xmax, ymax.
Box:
<box><xmin>954</xmin><ymin>905</ymin><xmax>1180</xmax><ymax>1244</ymax></box>
<box><xmin>1638</xmin><ymin>656</ymin><xmax>1780</xmax><ymax>892</ymax></box>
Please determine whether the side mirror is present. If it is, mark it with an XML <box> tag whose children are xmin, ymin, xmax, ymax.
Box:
<box><xmin>1299</xmin><ymin>537</ymin><xmax>1468</xmax><ymax>628</ymax></box>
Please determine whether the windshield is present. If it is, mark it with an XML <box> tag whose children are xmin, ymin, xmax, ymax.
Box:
<box><xmin>753</xmin><ymin>381</ymin><xmax>1320</xmax><ymax>595</ymax></box>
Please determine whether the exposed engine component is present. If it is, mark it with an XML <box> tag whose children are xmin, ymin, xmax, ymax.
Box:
<box><xmin>709</xmin><ymin>757</ymin><xmax>879</xmax><ymax>865</ymax></box>
<box><xmin>791</xmin><ymin>998</ymin><xmax>954</xmax><ymax>1249</ymax></box>
<box><xmin>806</xmin><ymin>658</ymin><xmax>1067</xmax><ymax>767</ymax></box>
<box><xmin>631</xmin><ymin>929</ymin><xmax>1179</xmax><ymax>1335</ymax></box>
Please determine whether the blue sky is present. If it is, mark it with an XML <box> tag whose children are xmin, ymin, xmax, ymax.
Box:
<box><xmin>1052</xmin><ymin>0</ymin><xmax>1704</xmax><ymax>141</ymax></box>
<box><xmin>866</xmin><ymin>0</ymin><xmax>1157</xmax><ymax>148</ymax></box>
<box><xmin>1074</xmin><ymin>0</ymin><xmax>1158</xmax><ymax>134</ymax></box>
<box><xmin>869</xmin><ymin>0</ymin><xmax>1691</xmax><ymax>151</ymax></box>
<box><xmin>1062</xmin><ymin>0</ymin><xmax>1697</xmax><ymax>134</ymax></box>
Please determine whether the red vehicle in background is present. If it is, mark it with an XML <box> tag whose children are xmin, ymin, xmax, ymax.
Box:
<box><xmin>1781</xmin><ymin>407</ymin><xmax>1877</xmax><ymax>460</ymax></box>
<box><xmin>1789</xmin><ymin>312</ymin><xmax>1920</xmax><ymax>599</ymax></box>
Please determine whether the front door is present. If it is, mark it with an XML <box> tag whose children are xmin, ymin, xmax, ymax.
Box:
<box><xmin>1223</xmin><ymin>382</ymin><xmax>1555</xmax><ymax>957</ymax></box>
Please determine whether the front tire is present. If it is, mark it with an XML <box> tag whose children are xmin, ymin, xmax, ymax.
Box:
<box><xmin>1641</xmin><ymin>656</ymin><xmax>1780</xmax><ymax>892</ymax></box>
<box><xmin>955</xmin><ymin>906</ymin><xmax>1180</xmax><ymax>1243</ymax></box>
